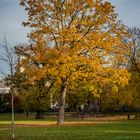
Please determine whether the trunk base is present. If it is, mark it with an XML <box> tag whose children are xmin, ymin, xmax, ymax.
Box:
<box><xmin>57</xmin><ymin>82</ymin><xmax>67</xmax><ymax>125</ymax></box>
<box><xmin>35</xmin><ymin>111</ymin><xmax>44</xmax><ymax>119</ymax></box>
<box><xmin>127</xmin><ymin>114</ymin><xmax>130</xmax><ymax>120</ymax></box>
<box><xmin>135</xmin><ymin>114</ymin><xmax>140</xmax><ymax>120</ymax></box>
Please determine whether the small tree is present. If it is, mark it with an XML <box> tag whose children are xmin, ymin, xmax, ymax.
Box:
<box><xmin>0</xmin><ymin>36</ymin><xmax>17</xmax><ymax>140</ymax></box>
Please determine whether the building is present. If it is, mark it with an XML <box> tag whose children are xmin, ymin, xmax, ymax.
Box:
<box><xmin>0</xmin><ymin>80</ymin><xmax>10</xmax><ymax>94</ymax></box>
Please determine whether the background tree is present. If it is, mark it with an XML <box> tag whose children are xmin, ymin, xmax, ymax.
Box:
<box><xmin>0</xmin><ymin>85</ymin><xmax>11</xmax><ymax>113</ymax></box>
<box><xmin>12</xmin><ymin>66</ymin><xmax>52</xmax><ymax>119</ymax></box>
<box><xmin>19</xmin><ymin>0</ymin><xmax>130</xmax><ymax>125</ymax></box>
<box><xmin>126</xmin><ymin>28</ymin><xmax>140</xmax><ymax>112</ymax></box>
<box><xmin>105</xmin><ymin>28</ymin><xmax>140</xmax><ymax>119</ymax></box>
<box><xmin>122</xmin><ymin>28</ymin><xmax>140</xmax><ymax>118</ymax></box>
<box><xmin>66</xmin><ymin>80</ymin><xmax>93</xmax><ymax>113</ymax></box>
<box><xmin>128</xmin><ymin>28</ymin><xmax>140</xmax><ymax>74</ymax></box>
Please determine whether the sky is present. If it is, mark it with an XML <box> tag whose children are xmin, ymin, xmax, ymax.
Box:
<box><xmin>0</xmin><ymin>0</ymin><xmax>140</xmax><ymax>45</ymax></box>
<box><xmin>0</xmin><ymin>0</ymin><xmax>28</xmax><ymax>46</ymax></box>
<box><xmin>0</xmin><ymin>0</ymin><xmax>140</xmax><ymax>77</ymax></box>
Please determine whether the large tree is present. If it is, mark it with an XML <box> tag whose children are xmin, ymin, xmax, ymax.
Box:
<box><xmin>19</xmin><ymin>0</ymin><xmax>130</xmax><ymax>125</ymax></box>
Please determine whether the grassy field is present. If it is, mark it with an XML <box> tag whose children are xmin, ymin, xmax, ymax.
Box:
<box><xmin>0</xmin><ymin>113</ymin><xmax>140</xmax><ymax>140</ymax></box>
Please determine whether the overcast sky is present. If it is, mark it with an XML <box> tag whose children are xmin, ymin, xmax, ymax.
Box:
<box><xmin>0</xmin><ymin>0</ymin><xmax>140</xmax><ymax>45</ymax></box>
<box><xmin>0</xmin><ymin>0</ymin><xmax>140</xmax><ymax>77</ymax></box>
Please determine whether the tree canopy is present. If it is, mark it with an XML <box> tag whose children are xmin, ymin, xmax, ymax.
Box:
<box><xmin>18</xmin><ymin>0</ymin><xmax>131</xmax><ymax>125</ymax></box>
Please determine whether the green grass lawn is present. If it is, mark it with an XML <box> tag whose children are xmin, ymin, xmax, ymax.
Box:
<box><xmin>0</xmin><ymin>113</ymin><xmax>140</xmax><ymax>140</ymax></box>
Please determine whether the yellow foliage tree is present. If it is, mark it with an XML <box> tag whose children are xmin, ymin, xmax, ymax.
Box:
<box><xmin>19</xmin><ymin>0</ymin><xmax>130</xmax><ymax>125</ymax></box>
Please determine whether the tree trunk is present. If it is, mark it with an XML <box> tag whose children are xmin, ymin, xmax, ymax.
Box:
<box><xmin>127</xmin><ymin>114</ymin><xmax>130</xmax><ymax>120</ymax></box>
<box><xmin>135</xmin><ymin>114</ymin><xmax>140</xmax><ymax>120</ymax></box>
<box><xmin>35</xmin><ymin>110</ymin><xmax>44</xmax><ymax>119</ymax></box>
<box><xmin>26</xmin><ymin>110</ymin><xmax>29</xmax><ymax>117</ymax></box>
<box><xmin>57</xmin><ymin>82</ymin><xmax>67</xmax><ymax>125</ymax></box>
<box><xmin>11</xmin><ymin>87</ymin><xmax>15</xmax><ymax>140</ymax></box>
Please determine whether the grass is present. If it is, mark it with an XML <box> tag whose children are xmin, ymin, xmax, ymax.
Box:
<box><xmin>0</xmin><ymin>113</ymin><xmax>140</xmax><ymax>140</ymax></box>
<box><xmin>0</xmin><ymin>112</ymin><xmax>135</xmax><ymax>121</ymax></box>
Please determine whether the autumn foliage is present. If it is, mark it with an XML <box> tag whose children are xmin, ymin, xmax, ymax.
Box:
<box><xmin>18</xmin><ymin>0</ymin><xmax>130</xmax><ymax>125</ymax></box>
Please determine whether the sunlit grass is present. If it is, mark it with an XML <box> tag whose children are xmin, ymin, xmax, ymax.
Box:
<box><xmin>0</xmin><ymin>113</ymin><xmax>140</xmax><ymax>140</ymax></box>
<box><xmin>0</xmin><ymin>121</ymin><xmax>140</xmax><ymax>140</ymax></box>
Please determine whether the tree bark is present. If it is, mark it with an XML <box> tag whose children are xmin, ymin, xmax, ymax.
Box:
<box><xmin>57</xmin><ymin>82</ymin><xmax>67</xmax><ymax>125</ymax></box>
<box><xmin>135</xmin><ymin>114</ymin><xmax>140</xmax><ymax>120</ymax></box>
<box><xmin>35</xmin><ymin>110</ymin><xmax>44</xmax><ymax>119</ymax></box>
<box><xmin>11</xmin><ymin>87</ymin><xmax>15</xmax><ymax>140</ymax></box>
<box><xmin>127</xmin><ymin>114</ymin><xmax>130</xmax><ymax>120</ymax></box>
<box><xmin>26</xmin><ymin>110</ymin><xmax>29</xmax><ymax>117</ymax></box>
